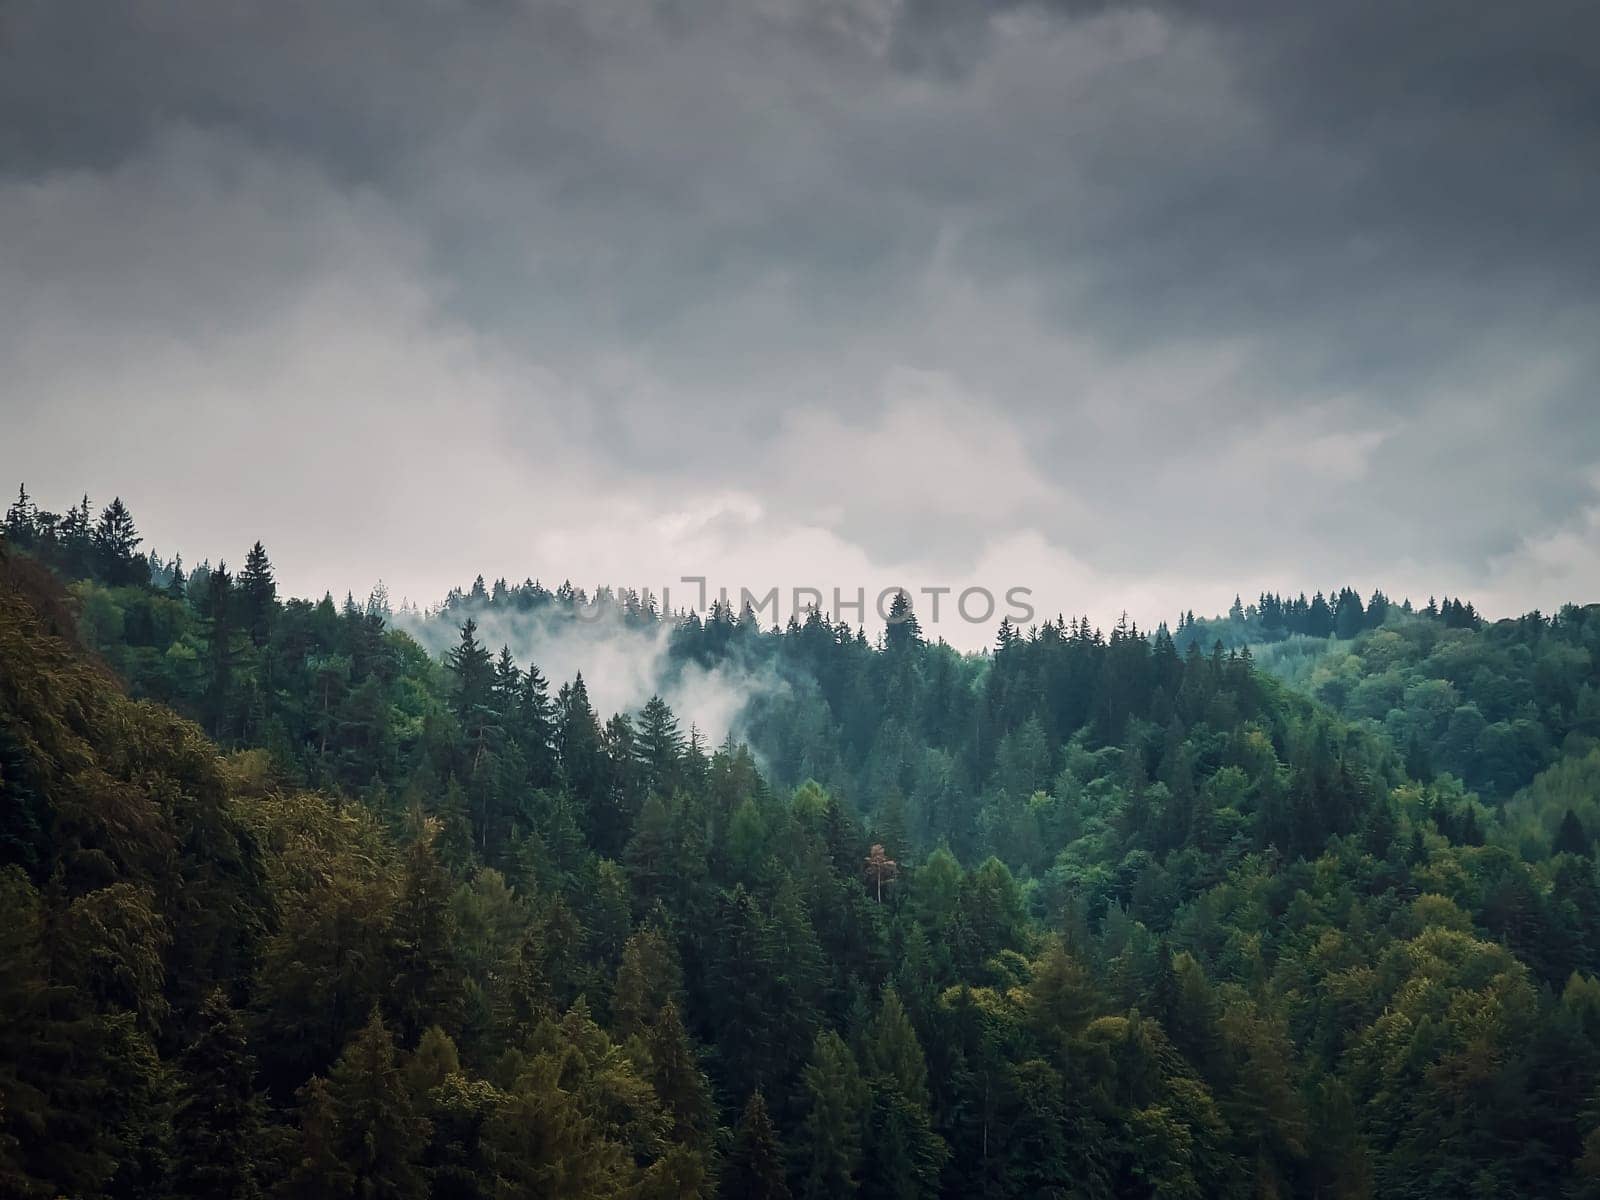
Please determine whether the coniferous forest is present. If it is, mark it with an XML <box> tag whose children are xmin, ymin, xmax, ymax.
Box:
<box><xmin>5</xmin><ymin>486</ymin><xmax>1600</xmax><ymax>1200</ymax></box>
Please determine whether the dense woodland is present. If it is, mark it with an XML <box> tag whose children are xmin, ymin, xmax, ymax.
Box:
<box><xmin>5</xmin><ymin>485</ymin><xmax>1600</xmax><ymax>1199</ymax></box>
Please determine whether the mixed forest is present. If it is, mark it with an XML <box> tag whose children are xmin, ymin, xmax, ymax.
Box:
<box><xmin>5</xmin><ymin>485</ymin><xmax>1600</xmax><ymax>1200</ymax></box>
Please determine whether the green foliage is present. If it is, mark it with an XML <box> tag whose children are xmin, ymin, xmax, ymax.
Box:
<box><xmin>723</xmin><ymin>1090</ymin><xmax>790</xmax><ymax>1200</ymax></box>
<box><xmin>798</xmin><ymin>1030</ymin><xmax>870</xmax><ymax>1199</ymax></box>
<box><xmin>170</xmin><ymin>990</ymin><xmax>266</xmax><ymax>1200</ymax></box>
<box><xmin>8</xmin><ymin>511</ymin><xmax>1600</xmax><ymax>1197</ymax></box>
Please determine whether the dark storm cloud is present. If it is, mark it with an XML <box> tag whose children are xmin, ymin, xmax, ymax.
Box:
<box><xmin>2</xmin><ymin>0</ymin><xmax>1598</xmax><ymax>631</ymax></box>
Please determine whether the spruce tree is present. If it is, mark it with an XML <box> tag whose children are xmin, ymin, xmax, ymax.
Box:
<box><xmin>446</xmin><ymin>619</ymin><xmax>496</xmax><ymax>770</ymax></box>
<box><xmin>166</xmin><ymin>552</ymin><xmax>187</xmax><ymax>600</ymax></box>
<box><xmin>636</xmin><ymin>695</ymin><xmax>685</xmax><ymax>798</ymax></box>
<box><xmin>1555</xmin><ymin>808</ymin><xmax>1590</xmax><ymax>858</ymax></box>
<box><xmin>799</xmin><ymin>1030</ymin><xmax>868</xmax><ymax>1199</ymax></box>
<box><xmin>169</xmin><ymin>990</ymin><xmax>265</xmax><ymax>1200</ymax></box>
<box><xmin>324</xmin><ymin>1010</ymin><xmax>431</xmax><ymax>1200</ymax></box>
<box><xmin>202</xmin><ymin>561</ymin><xmax>237</xmax><ymax>738</ymax></box>
<box><xmin>238</xmin><ymin>540</ymin><xmax>277</xmax><ymax>646</ymax></box>
<box><xmin>515</xmin><ymin>661</ymin><xmax>556</xmax><ymax>784</ymax></box>
<box><xmin>640</xmin><ymin>1001</ymin><xmax>716</xmax><ymax>1151</ymax></box>
<box><xmin>4</xmin><ymin>483</ymin><xmax>34</xmax><ymax>545</ymax></box>
<box><xmin>388</xmin><ymin>830</ymin><xmax>463</xmax><ymax>1047</ymax></box>
<box><xmin>864</xmin><ymin>987</ymin><xmax>928</xmax><ymax>1108</ymax></box>
<box><xmin>555</xmin><ymin>672</ymin><xmax>604</xmax><ymax>804</ymax></box>
<box><xmin>861</xmin><ymin>1084</ymin><xmax>947</xmax><ymax>1200</ymax></box>
<box><xmin>283</xmin><ymin>1076</ymin><xmax>352</xmax><ymax>1200</ymax></box>
<box><xmin>884</xmin><ymin>590</ymin><xmax>924</xmax><ymax>655</ymax></box>
<box><xmin>613</xmin><ymin>924</ymin><xmax>685</xmax><ymax>1039</ymax></box>
<box><xmin>722</xmin><ymin>1090</ymin><xmax>791</xmax><ymax>1200</ymax></box>
<box><xmin>58</xmin><ymin>492</ymin><xmax>93</xmax><ymax>576</ymax></box>
<box><xmin>1307</xmin><ymin>591</ymin><xmax>1334</xmax><ymax>638</ymax></box>
<box><xmin>92</xmin><ymin>496</ymin><xmax>146</xmax><ymax>585</ymax></box>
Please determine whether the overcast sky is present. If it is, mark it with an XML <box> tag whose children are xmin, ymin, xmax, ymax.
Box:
<box><xmin>3</xmin><ymin>0</ymin><xmax>1598</xmax><ymax>646</ymax></box>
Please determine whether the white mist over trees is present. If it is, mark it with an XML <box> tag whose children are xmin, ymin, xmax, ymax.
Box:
<box><xmin>392</xmin><ymin>589</ymin><xmax>793</xmax><ymax>745</ymax></box>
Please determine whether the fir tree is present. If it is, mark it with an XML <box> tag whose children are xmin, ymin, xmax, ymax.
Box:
<box><xmin>283</xmin><ymin>1076</ymin><xmax>352</xmax><ymax>1200</ymax></box>
<box><xmin>636</xmin><ymin>694</ymin><xmax>685</xmax><ymax>798</ymax></box>
<box><xmin>722</xmin><ymin>1091</ymin><xmax>791</xmax><ymax>1200</ymax></box>
<box><xmin>169</xmin><ymin>990</ymin><xmax>266</xmax><ymax>1200</ymax></box>
<box><xmin>555</xmin><ymin>672</ymin><xmax>604</xmax><ymax>804</ymax></box>
<box><xmin>639</xmin><ymin>1001</ymin><xmax>716</xmax><ymax>1151</ymax></box>
<box><xmin>884</xmin><ymin>590</ymin><xmax>924</xmax><ymax>655</ymax></box>
<box><xmin>864</xmin><ymin>987</ymin><xmax>928</xmax><ymax>1108</ymax></box>
<box><xmin>1555</xmin><ymin>808</ymin><xmax>1590</xmax><ymax>858</ymax></box>
<box><xmin>387</xmin><ymin>828</ymin><xmax>463</xmax><ymax>1047</ymax></box>
<box><xmin>93</xmin><ymin>496</ymin><xmax>146</xmax><ymax>585</ymax></box>
<box><xmin>3</xmin><ymin>483</ymin><xmax>34</xmax><ymax>545</ymax></box>
<box><xmin>323</xmin><ymin>1010</ymin><xmax>431</xmax><ymax>1200</ymax></box>
<box><xmin>238</xmin><ymin>540</ymin><xmax>277</xmax><ymax>647</ymax></box>
<box><xmin>799</xmin><ymin>1030</ymin><xmax>869</xmax><ymax>1200</ymax></box>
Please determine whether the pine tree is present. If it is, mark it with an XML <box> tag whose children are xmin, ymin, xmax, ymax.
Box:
<box><xmin>861</xmin><ymin>1084</ymin><xmax>947</xmax><ymax>1200</ymax></box>
<box><xmin>93</xmin><ymin>496</ymin><xmax>147</xmax><ymax>585</ymax></box>
<box><xmin>323</xmin><ymin>1010</ymin><xmax>431</xmax><ymax>1200</ymax></box>
<box><xmin>884</xmin><ymin>590</ymin><xmax>924</xmax><ymax>655</ymax></box>
<box><xmin>387</xmin><ymin>829</ymin><xmax>463</xmax><ymax>1047</ymax></box>
<box><xmin>202</xmin><ymin>560</ymin><xmax>238</xmax><ymax>738</ymax></box>
<box><xmin>864</xmin><ymin>987</ymin><xmax>928</xmax><ymax>1108</ymax></box>
<box><xmin>283</xmin><ymin>1076</ymin><xmax>352</xmax><ymax>1200</ymax></box>
<box><xmin>166</xmin><ymin>552</ymin><xmax>187</xmax><ymax>600</ymax></box>
<box><xmin>238</xmin><ymin>540</ymin><xmax>277</xmax><ymax>646</ymax></box>
<box><xmin>1554</xmin><ymin>808</ymin><xmax>1590</xmax><ymax>858</ymax></box>
<box><xmin>169</xmin><ymin>990</ymin><xmax>265</xmax><ymax>1200</ymax></box>
<box><xmin>722</xmin><ymin>1091</ymin><xmax>791</xmax><ymax>1200</ymax></box>
<box><xmin>3</xmin><ymin>483</ymin><xmax>34</xmax><ymax>545</ymax></box>
<box><xmin>556</xmin><ymin>672</ymin><xmax>605</xmax><ymax>804</ymax></box>
<box><xmin>446</xmin><ymin>620</ymin><xmax>496</xmax><ymax>770</ymax></box>
<box><xmin>1307</xmin><ymin>591</ymin><xmax>1334</xmax><ymax>638</ymax></box>
<box><xmin>514</xmin><ymin>661</ymin><xmax>556</xmax><ymax>785</ymax></box>
<box><xmin>636</xmin><ymin>695</ymin><xmax>685</xmax><ymax>798</ymax></box>
<box><xmin>799</xmin><ymin>1030</ymin><xmax>869</xmax><ymax>1199</ymax></box>
<box><xmin>640</xmin><ymin>1001</ymin><xmax>716</xmax><ymax>1151</ymax></box>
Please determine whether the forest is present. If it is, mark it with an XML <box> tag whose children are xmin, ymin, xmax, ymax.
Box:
<box><xmin>5</xmin><ymin>485</ymin><xmax>1600</xmax><ymax>1199</ymax></box>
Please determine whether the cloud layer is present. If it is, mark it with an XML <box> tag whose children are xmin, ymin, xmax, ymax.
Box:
<box><xmin>3</xmin><ymin>0</ymin><xmax>1598</xmax><ymax>645</ymax></box>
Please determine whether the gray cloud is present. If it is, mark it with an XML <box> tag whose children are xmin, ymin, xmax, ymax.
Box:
<box><xmin>2</xmin><ymin>0</ymin><xmax>1597</xmax><ymax>642</ymax></box>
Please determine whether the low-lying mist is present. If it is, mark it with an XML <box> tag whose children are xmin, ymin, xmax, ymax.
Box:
<box><xmin>392</xmin><ymin>600</ymin><xmax>790</xmax><ymax>745</ymax></box>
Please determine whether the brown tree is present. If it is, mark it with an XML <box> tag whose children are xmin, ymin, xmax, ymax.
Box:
<box><xmin>864</xmin><ymin>843</ymin><xmax>897</xmax><ymax>902</ymax></box>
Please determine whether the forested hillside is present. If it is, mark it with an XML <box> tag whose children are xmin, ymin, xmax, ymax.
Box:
<box><xmin>5</xmin><ymin>490</ymin><xmax>1600</xmax><ymax>1199</ymax></box>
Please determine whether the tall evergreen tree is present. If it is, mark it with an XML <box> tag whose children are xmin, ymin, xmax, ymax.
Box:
<box><xmin>388</xmin><ymin>829</ymin><xmax>463</xmax><ymax>1047</ymax></box>
<box><xmin>238</xmin><ymin>540</ymin><xmax>277</xmax><ymax>647</ymax></box>
<box><xmin>1555</xmin><ymin>808</ymin><xmax>1591</xmax><ymax>858</ymax></box>
<box><xmin>282</xmin><ymin>1076</ymin><xmax>352</xmax><ymax>1200</ymax></box>
<box><xmin>446</xmin><ymin>620</ymin><xmax>497</xmax><ymax>773</ymax></box>
<box><xmin>93</xmin><ymin>496</ymin><xmax>147</xmax><ymax>585</ymax></box>
<box><xmin>4</xmin><ymin>483</ymin><xmax>34</xmax><ymax>545</ymax></box>
<box><xmin>722</xmin><ymin>1091</ymin><xmax>791</xmax><ymax>1200</ymax></box>
<box><xmin>799</xmin><ymin>1030</ymin><xmax>869</xmax><ymax>1200</ymax></box>
<box><xmin>555</xmin><ymin>672</ymin><xmax>605</xmax><ymax>804</ymax></box>
<box><xmin>884</xmin><ymin>591</ymin><xmax>924</xmax><ymax>655</ymax></box>
<box><xmin>169</xmin><ymin>990</ymin><xmax>266</xmax><ymax>1200</ymax></box>
<box><xmin>639</xmin><ymin>1001</ymin><xmax>716</xmax><ymax>1152</ymax></box>
<box><xmin>321</xmin><ymin>1010</ymin><xmax>431</xmax><ymax>1200</ymax></box>
<box><xmin>864</xmin><ymin>987</ymin><xmax>928</xmax><ymax>1108</ymax></box>
<box><xmin>636</xmin><ymin>695</ymin><xmax>685</xmax><ymax>798</ymax></box>
<box><xmin>202</xmin><ymin>560</ymin><xmax>237</xmax><ymax>738</ymax></box>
